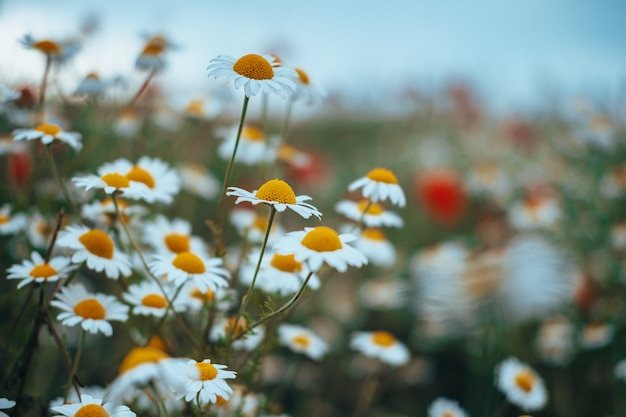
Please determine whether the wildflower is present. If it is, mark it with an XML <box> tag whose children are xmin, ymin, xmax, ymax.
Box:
<box><xmin>227</xmin><ymin>178</ymin><xmax>322</xmax><ymax>219</ymax></box>
<box><xmin>82</xmin><ymin>197</ymin><xmax>145</xmax><ymax>228</ymax></box>
<box><xmin>600</xmin><ymin>164</ymin><xmax>626</xmax><ymax>198</ymax></box>
<box><xmin>19</xmin><ymin>33</ymin><xmax>80</xmax><ymax>63</ymax></box>
<box><xmin>178</xmin><ymin>162</ymin><xmax>220</xmax><ymax>200</ymax></box>
<box><xmin>352</xmin><ymin>227</ymin><xmax>396</xmax><ymax>267</ymax></box>
<box><xmin>51</xmin><ymin>394</ymin><xmax>135</xmax><ymax>417</ymax></box>
<box><xmin>136</xmin><ymin>34</ymin><xmax>177</xmax><ymax>71</ymax></box>
<box><xmin>535</xmin><ymin>317</ymin><xmax>575</xmax><ymax>365</ymax></box>
<box><xmin>358</xmin><ymin>277</ymin><xmax>409</xmax><ymax>310</ymax></box>
<box><xmin>212</xmin><ymin>385</ymin><xmax>261</xmax><ymax>417</ymax></box>
<box><xmin>143</xmin><ymin>215</ymin><xmax>208</xmax><ymax>256</ymax></box>
<box><xmin>0</xmin><ymin>85</ymin><xmax>20</xmax><ymax>103</ymax></box>
<box><xmin>579</xmin><ymin>321</ymin><xmax>615</xmax><ymax>350</ymax></box>
<box><xmin>123</xmin><ymin>280</ymin><xmax>186</xmax><ymax>318</ymax></box>
<box><xmin>335</xmin><ymin>199</ymin><xmax>403</xmax><ymax>228</ymax></box>
<box><xmin>149</xmin><ymin>251</ymin><xmax>229</xmax><ymax>291</ymax></box>
<box><xmin>207</xmin><ymin>53</ymin><xmax>297</xmax><ymax>98</ymax></box>
<box><xmin>125</xmin><ymin>156</ymin><xmax>181</xmax><ymax>204</ymax></box>
<box><xmin>508</xmin><ymin>192</ymin><xmax>561</xmax><ymax>230</ymax></box>
<box><xmin>50</xmin><ymin>283</ymin><xmax>129</xmax><ymax>336</ymax></box>
<box><xmin>611</xmin><ymin>222</ymin><xmax>626</xmax><ymax>249</ymax></box>
<box><xmin>466</xmin><ymin>162</ymin><xmax>512</xmax><ymax>203</ymax></box>
<box><xmin>277</xmin><ymin>324</ymin><xmax>329</xmax><ymax>360</ymax></box>
<box><xmin>13</xmin><ymin>123</ymin><xmax>82</xmax><ymax>151</ymax></box>
<box><xmin>0</xmin><ymin>398</ymin><xmax>15</xmax><ymax>417</ymax></box>
<box><xmin>414</xmin><ymin>168</ymin><xmax>466</xmax><ymax>225</ymax></box>
<box><xmin>74</xmin><ymin>71</ymin><xmax>124</xmax><ymax>96</ymax></box>
<box><xmin>273</xmin><ymin>226</ymin><xmax>368</xmax><ymax>272</ymax></box>
<box><xmin>495</xmin><ymin>357</ymin><xmax>547</xmax><ymax>412</ymax></box>
<box><xmin>72</xmin><ymin>158</ymin><xmax>152</xmax><ymax>201</ymax></box>
<box><xmin>179</xmin><ymin>281</ymin><xmax>234</xmax><ymax>312</ymax></box>
<box><xmin>0</xmin><ymin>204</ymin><xmax>27</xmax><ymax>235</ymax></box>
<box><xmin>172</xmin><ymin>359</ymin><xmax>237</xmax><ymax>406</ymax></box>
<box><xmin>183</xmin><ymin>99</ymin><xmax>206</xmax><ymax>118</ymax></box>
<box><xmin>427</xmin><ymin>398</ymin><xmax>470</xmax><ymax>417</ymax></box>
<box><xmin>350</xmin><ymin>330</ymin><xmax>410</xmax><ymax>366</ymax></box>
<box><xmin>26</xmin><ymin>212</ymin><xmax>55</xmax><ymax>248</ymax></box>
<box><xmin>218</xmin><ymin>124</ymin><xmax>277</xmax><ymax>165</ymax></box>
<box><xmin>113</xmin><ymin>108</ymin><xmax>141</xmax><ymax>138</ymax></box>
<box><xmin>210</xmin><ymin>317</ymin><xmax>265</xmax><ymax>351</ymax></box>
<box><xmin>348</xmin><ymin>167</ymin><xmax>406</xmax><ymax>207</ymax></box>
<box><xmin>230</xmin><ymin>208</ymin><xmax>286</xmax><ymax>244</ymax></box>
<box><xmin>7</xmin><ymin>251</ymin><xmax>73</xmax><ymax>289</ymax></box>
<box><xmin>291</xmin><ymin>66</ymin><xmax>325</xmax><ymax>104</ymax></box>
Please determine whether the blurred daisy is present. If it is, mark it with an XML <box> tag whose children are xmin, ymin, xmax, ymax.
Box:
<box><xmin>291</xmin><ymin>67</ymin><xmax>325</xmax><ymax>105</ymax></box>
<box><xmin>0</xmin><ymin>204</ymin><xmax>27</xmax><ymax>235</ymax></box>
<box><xmin>82</xmin><ymin>197</ymin><xmax>145</xmax><ymax>228</ymax></box>
<box><xmin>49</xmin><ymin>386</ymin><xmax>108</xmax><ymax>410</ymax></box>
<box><xmin>358</xmin><ymin>277</ymin><xmax>409</xmax><ymax>310</ymax></box>
<box><xmin>13</xmin><ymin>123</ymin><xmax>82</xmax><ymax>151</ymax></box>
<box><xmin>7</xmin><ymin>251</ymin><xmax>73</xmax><ymax>289</ymax></box>
<box><xmin>50</xmin><ymin>394</ymin><xmax>135</xmax><ymax>417</ymax></box>
<box><xmin>466</xmin><ymin>162</ymin><xmax>512</xmax><ymax>203</ymax></box>
<box><xmin>178</xmin><ymin>162</ymin><xmax>220</xmax><ymax>200</ymax></box>
<box><xmin>353</xmin><ymin>228</ymin><xmax>396</xmax><ymax>267</ymax></box>
<box><xmin>335</xmin><ymin>199</ymin><xmax>403</xmax><ymax>228</ymax></box>
<box><xmin>171</xmin><ymin>359</ymin><xmax>236</xmax><ymax>406</ymax></box>
<box><xmin>123</xmin><ymin>280</ymin><xmax>186</xmax><ymax>318</ymax></box>
<box><xmin>218</xmin><ymin>124</ymin><xmax>277</xmax><ymax>165</ymax></box>
<box><xmin>600</xmin><ymin>164</ymin><xmax>626</xmax><ymax>198</ymax></box>
<box><xmin>579</xmin><ymin>321</ymin><xmax>615</xmax><ymax>350</ymax></box>
<box><xmin>350</xmin><ymin>330</ymin><xmax>410</xmax><ymax>366</ymax></box>
<box><xmin>19</xmin><ymin>33</ymin><xmax>81</xmax><ymax>62</ymax></box>
<box><xmin>427</xmin><ymin>398</ymin><xmax>469</xmax><ymax>417</ymax></box>
<box><xmin>0</xmin><ymin>85</ymin><xmax>20</xmax><ymax>103</ymax></box>
<box><xmin>0</xmin><ymin>398</ymin><xmax>15</xmax><ymax>417</ymax></box>
<box><xmin>136</xmin><ymin>34</ymin><xmax>177</xmax><ymax>71</ymax></box>
<box><xmin>26</xmin><ymin>212</ymin><xmax>55</xmax><ymax>248</ymax></box>
<box><xmin>149</xmin><ymin>251</ymin><xmax>229</xmax><ymax>291</ymax></box>
<box><xmin>182</xmin><ymin>99</ymin><xmax>206</xmax><ymax>119</ymax></box>
<box><xmin>125</xmin><ymin>156</ymin><xmax>181</xmax><ymax>204</ymax></box>
<box><xmin>535</xmin><ymin>317</ymin><xmax>575</xmax><ymax>365</ymax></box>
<box><xmin>230</xmin><ymin>207</ymin><xmax>286</xmax><ymax>244</ymax></box>
<box><xmin>179</xmin><ymin>281</ymin><xmax>234</xmax><ymax>312</ymax></box>
<box><xmin>348</xmin><ymin>167</ymin><xmax>406</xmax><ymax>207</ymax></box>
<box><xmin>508</xmin><ymin>193</ymin><xmax>561</xmax><ymax>230</ymax></box>
<box><xmin>72</xmin><ymin>158</ymin><xmax>152</xmax><ymax>201</ymax></box>
<box><xmin>614</xmin><ymin>360</ymin><xmax>626</xmax><ymax>382</ymax></box>
<box><xmin>212</xmin><ymin>385</ymin><xmax>261</xmax><ymax>417</ymax></box>
<box><xmin>50</xmin><ymin>283</ymin><xmax>129</xmax><ymax>336</ymax></box>
<box><xmin>495</xmin><ymin>357</ymin><xmax>547</xmax><ymax>412</ymax></box>
<box><xmin>73</xmin><ymin>72</ymin><xmax>125</xmax><ymax>96</ymax></box>
<box><xmin>611</xmin><ymin>222</ymin><xmax>626</xmax><ymax>249</ymax></box>
<box><xmin>277</xmin><ymin>323</ymin><xmax>329</xmax><ymax>360</ymax></box>
<box><xmin>227</xmin><ymin>178</ymin><xmax>322</xmax><ymax>219</ymax></box>
<box><xmin>274</xmin><ymin>226</ymin><xmax>367</xmax><ymax>272</ymax></box>
<box><xmin>56</xmin><ymin>225</ymin><xmax>133</xmax><ymax>279</ymax></box>
<box><xmin>113</xmin><ymin>108</ymin><xmax>141</xmax><ymax>138</ymax></box>
<box><xmin>210</xmin><ymin>317</ymin><xmax>265</xmax><ymax>351</ymax></box>
<box><xmin>207</xmin><ymin>54</ymin><xmax>297</xmax><ymax>98</ymax></box>
<box><xmin>143</xmin><ymin>215</ymin><xmax>208</xmax><ymax>256</ymax></box>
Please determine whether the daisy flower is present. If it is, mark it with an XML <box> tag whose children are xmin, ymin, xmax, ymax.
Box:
<box><xmin>290</xmin><ymin>67</ymin><xmax>325</xmax><ymax>105</ymax></box>
<box><xmin>50</xmin><ymin>283</ymin><xmax>129</xmax><ymax>336</ymax></box>
<box><xmin>149</xmin><ymin>251</ymin><xmax>229</xmax><ymax>292</ymax></box>
<box><xmin>126</xmin><ymin>156</ymin><xmax>181</xmax><ymax>204</ymax></box>
<box><xmin>579</xmin><ymin>321</ymin><xmax>615</xmax><ymax>350</ymax></box>
<box><xmin>348</xmin><ymin>167</ymin><xmax>406</xmax><ymax>207</ymax></box>
<box><xmin>277</xmin><ymin>324</ymin><xmax>329</xmax><ymax>360</ymax></box>
<box><xmin>273</xmin><ymin>226</ymin><xmax>367</xmax><ymax>272</ymax></box>
<box><xmin>335</xmin><ymin>199</ymin><xmax>403</xmax><ymax>228</ymax></box>
<box><xmin>7</xmin><ymin>251</ymin><xmax>73</xmax><ymax>289</ymax></box>
<box><xmin>0</xmin><ymin>398</ymin><xmax>15</xmax><ymax>417</ymax></box>
<box><xmin>207</xmin><ymin>54</ymin><xmax>297</xmax><ymax>98</ymax></box>
<box><xmin>123</xmin><ymin>280</ymin><xmax>186</xmax><ymax>318</ymax></box>
<box><xmin>218</xmin><ymin>124</ymin><xmax>277</xmax><ymax>165</ymax></box>
<box><xmin>210</xmin><ymin>317</ymin><xmax>265</xmax><ymax>351</ymax></box>
<box><xmin>73</xmin><ymin>72</ymin><xmax>124</xmax><ymax>96</ymax></box>
<box><xmin>13</xmin><ymin>123</ymin><xmax>82</xmax><ymax>151</ymax></box>
<box><xmin>495</xmin><ymin>357</ymin><xmax>547</xmax><ymax>412</ymax></box>
<box><xmin>0</xmin><ymin>85</ymin><xmax>20</xmax><ymax>103</ymax></box>
<box><xmin>178</xmin><ymin>281</ymin><xmax>234</xmax><ymax>312</ymax></box>
<box><xmin>508</xmin><ymin>193</ymin><xmax>561</xmax><ymax>230</ymax></box>
<box><xmin>19</xmin><ymin>33</ymin><xmax>81</xmax><ymax>62</ymax></box>
<box><xmin>352</xmin><ymin>228</ymin><xmax>396</xmax><ymax>267</ymax></box>
<box><xmin>212</xmin><ymin>385</ymin><xmax>261</xmax><ymax>417</ymax></box>
<box><xmin>350</xmin><ymin>330</ymin><xmax>410</xmax><ymax>366</ymax></box>
<box><xmin>227</xmin><ymin>178</ymin><xmax>321</xmax><ymax>219</ymax></box>
<box><xmin>72</xmin><ymin>158</ymin><xmax>152</xmax><ymax>201</ymax></box>
<box><xmin>51</xmin><ymin>394</ymin><xmax>135</xmax><ymax>417</ymax></box>
<box><xmin>230</xmin><ymin>208</ymin><xmax>286</xmax><ymax>244</ymax></box>
<box><xmin>535</xmin><ymin>317</ymin><xmax>575</xmax><ymax>365</ymax></box>
<box><xmin>358</xmin><ymin>277</ymin><xmax>409</xmax><ymax>310</ymax></box>
<box><xmin>0</xmin><ymin>204</ymin><xmax>27</xmax><ymax>235</ymax></box>
<box><xmin>172</xmin><ymin>359</ymin><xmax>237</xmax><ymax>406</ymax></box>
<box><xmin>600</xmin><ymin>164</ymin><xmax>626</xmax><ymax>198</ymax></box>
<box><xmin>136</xmin><ymin>34</ymin><xmax>177</xmax><ymax>71</ymax></box>
<box><xmin>427</xmin><ymin>398</ymin><xmax>469</xmax><ymax>417</ymax></box>
<box><xmin>26</xmin><ymin>211</ymin><xmax>55</xmax><ymax>248</ymax></box>
<box><xmin>81</xmin><ymin>197</ymin><xmax>146</xmax><ymax>228</ymax></box>
<box><xmin>113</xmin><ymin>108</ymin><xmax>141</xmax><ymax>138</ymax></box>
<box><xmin>178</xmin><ymin>162</ymin><xmax>220</xmax><ymax>200</ymax></box>
<box><xmin>143</xmin><ymin>215</ymin><xmax>208</xmax><ymax>256</ymax></box>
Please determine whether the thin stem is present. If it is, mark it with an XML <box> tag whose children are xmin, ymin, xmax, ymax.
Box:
<box><xmin>45</xmin><ymin>145</ymin><xmax>79</xmax><ymax>215</ymax></box>
<box><xmin>65</xmin><ymin>330</ymin><xmax>86</xmax><ymax>402</ymax></box>
<box><xmin>226</xmin><ymin>206</ymin><xmax>276</xmax><ymax>344</ymax></box>
<box><xmin>36</xmin><ymin>55</ymin><xmax>52</xmax><ymax>123</ymax></box>
<box><xmin>352</xmin><ymin>363</ymin><xmax>380</xmax><ymax>417</ymax></box>
<box><xmin>44</xmin><ymin>209</ymin><xmax>64</xmax><ymax>264</ymax></box>
<box><xmin>213</xmin><ymin>95</ymin><xmax>250</xmax><ymax>255</ymax></box>
<box><xmin>128</xmin><ymin>68</ymin><xmax>157</xmax><ymax>107</ymax></box>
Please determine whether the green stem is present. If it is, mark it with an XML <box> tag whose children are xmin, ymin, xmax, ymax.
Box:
<box><xmin>65</xmin><ymin>330</ymin><xmax>86</xmax><ymax>401</ymax></box>
<box><xmin>128</xmin><ymin>67</ymin><xmax>157</xmax><ymax>107</ymax></box>
<box><xmin>352</xmin><ymin>363</ymin><xmax>380</xmax><ymax>417</ymax></box>
<box><xmin>36</xmin><ymin>55</ymin><xmax>52</xmax><ymax>123</ymax></box>
<box><xmin>45</xmin><ymin>145</ymin><xmax>79</xmax><ymax>215</ymax></box>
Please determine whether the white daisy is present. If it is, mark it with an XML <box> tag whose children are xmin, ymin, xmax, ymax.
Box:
<box><xmin>218</xmin><ymin>124</ymin><xmax>277</xmax><ymax>166</ymax></box>
<box><xmin>427</xmin><ymin>398</ymin><xmax>469</xmax><ymax>417</ymax></box>
<box><xmin>212</xmin><ymin>385</ymin><xmax>261</xmax><ymax>417</ymax></box>
<box><xmin>495</xmin><ymin>357</ymin><xmax>547</xmax><ymax>412</ymax></box>
<box><xmin>207</xmin><ymin>54</ymin><xmax>297</xmax><ymax>98</ymax></box>
<box><xmin>290</xmin><ymin>67</ymin><xmax>325</xmax><ymax>105</ymax></box>
<box><xmin>353</xmin><ymin>228</ymin><xmax>396</xmax><ymax>267</ymax></box>
<box><xmin>0</xmin><ymin>204</ymin><xmax>27</xmax><ymax>235</ymax></box>
<box><xmin>178</xmin><ymin>162</ymin><xmax>220</xmax><ymax>200</ymax></box>
<box><xmin>0</xmin><ymin>398</ymin><xmax>15</xmax><ymax>417</ymax></box>
<box><xmin>113</xmin><ymin>108</ymin><xmax>141</xmax><ymax>138</ymax></box>
<box><xmin>26</xmin><ymin>212</ymin><xmax>54</xmax><ymax>248</ymax></box>
<box><xmin>178</xmin><ymin>281</ymin><xmax>234</xmax><ymax>312</ymax></box>
<box><xmin>335</xmin><ymin>199</ymin><xmax>403</xmax><ymax>228</ymax></box>
<box><xmin>508</xmin><ymin>193</ymin><xmax>561</xmax><ymax>230</ymax></box>
<box><xmin>149</xmin><ymin>251</ymin><xmax>229</xmax><ymax>292</ymax></box>
<box><xmin>273</xmin><ymin>226</ymin><xmax>367</xmax><ymax>273</ymax></box>
<box><xmin>51</xmin><ymin>394</ymin><xmax>135</xmax><ymax>417</ymax></box>
<box><xmin>56</xmin><ymin>225</ymin><xmax>132</xmax><ymax>279</ymax></box>
<box><xmin>227</xmin><ymin>178</ymin><xmax>322</xmax><ymax>219</ymax></box>
<box><xmin>73</xmin><ymin>72</ymin><xmax>124</xmax><ymax>97</ymax></box>
<box><xmin>7</xmin><ymin>251</ymin><xmax>73</xmax><ymax>289</ymax></box>
<box><xmin>127</xmin><ymin>156</ymin><xmax>181</xmax><ymax>204</ymax></box>
<box><xmin>81</xmin><ymin>197</ymin><xmax>146</xmax><ymax>228</ymax></box>
<box><xmin>143</xmin><ymin>215</ymin><xmax>208</xmax><ymax>256</ymax></box>
<box><xmin>600</xmin><ymin>164</ymin><xmax>626</xmax><ymax>198</ymax></box>
<box><xmin>50</xmin><ymin>283</ymin><xmax>129</xmax><ymax>336</ymax></box>
<box><xmin>13</xmin><ymin>123</ymin><xmax>82</xmax><ymax>151</ymax></box>
<box><xmin>0</xmin><ymin>85</ymin><xmax>20</xmax><ymax>103</ymax></box>
<box><xmin>465</xmin><ymin>162</ymin><xmax>512</xmax><ymax>203</ymax></box>
<box><xmin>535</xmin><ymin>317</ymin><xmax>575</xmax><ymax>365</ymax></box>
<box><xmin>277</xmin><ymin>324</ymin><xmax>329</xmax><ymax>360</ymax></box>
<box><xmin>72</xmin><ymin>158</ymin><xmax>152</xmax><ymax>201</ymax></box>
<box><xmin>350</xmin><ymin>330</ymin><xmax>410</xmax><ymax>366</ymax></box>
<box><xmin>348</xmin><ymin>167</ymin><xmax>406</xmax><ymax>207</ymax></box>
<box><xmin>49</xmin><ymin>386</ymin><xmax>107</xmax><ymax>410</ymax></box>
<box><xmin>19</xmin><ymin>33</ymin><xmax>81</xmax><ymax>62</ymax></box>
<box><xmin>210</xmin><ymin>317</ymin><xmax>265</xmax><ymax>351</ymax></box>
<box><xmin>171</xmin><ymin>359</ymin><xmax>237</xmax><ymax>406</ymax></box>
<box><xmin>579</xmin><ymin>321</ymin><xmax>615</xmax><ymax>350</ymax></box>
<box><xmin>123</xmin><ymin>280</ymin><xmax>186</xmax><ymax>318</ymax></box>
<box><xmin>229</xmin><ymin>208</ymin><xmax>286</xmax><ymax>244</ymax></box>
<box><xmin>136</xmin><ymin>34</ymin><xmax>177</xmax><ymax>71</ymax></box>
<box><xmin>358</xmin><ymin>277</ymin><xmax>409</xmax><ymax>310</ymax></box>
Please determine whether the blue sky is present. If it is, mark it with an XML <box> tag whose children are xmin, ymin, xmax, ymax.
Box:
<box><xmin>1</xmin><ymin>0</ymin><xmax>624</xmax><ymax>113</ymax></box>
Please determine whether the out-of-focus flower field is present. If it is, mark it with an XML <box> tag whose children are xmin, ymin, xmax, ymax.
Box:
<box><xmin>0</xmin><ymin>24</ymin><xmax>625</xmax><ymax>417</ymax></box>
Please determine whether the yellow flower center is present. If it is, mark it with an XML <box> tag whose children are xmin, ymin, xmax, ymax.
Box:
<box><xmin>255</xmin><ymin>179</ymin><xmax>297</xmax><ymax>204</ymax></box>
<box><xmin>184</xmin><ymin>100</ymin><xmax>205</xmax><ymax>116</ymax></box>
<box><xmin>147</xmin><ymin>335</ymin><xmax>168</xmax><ymax>350</ymax></box>
<box><xmin>301</xmin><ymin>226</ymin><xmax>342</xmax><ymax>252</ymax></box>
<box><xmin>0</xmin><ymin>214</ymin><xmax>9</xmax><ymax>224</ymax></box>
<box><xmin>362</xmin><ymin>228</ymin><xmax>386</xmax><ymax>241</ymax></box>
<box><xmin>86</xmin><ymin>72</ymin><xmax>100</xmax><ymax>80</ymax></box>
<box><xmin>75</xmin><ymin>404</ymin><xmax>110</xmax><ymax>417</ymax></box>
<box><xmin>172</xmin><ymin>252</ymin><xmax>206</xmax><ymax>274</ymax></box>
<box><xmin>164</xmin><ymin>233</ymin><xmax>190</xmax><ymax>253</ymax></box>
<box><xmin>78</xmin><ymin>229</ymin><xmax>114</xmax><ymax>259</ymax></box>
<box><xmin>196</xmin><ymin>362</ymin><xmax>218</xmax><ymax>381</ymax></box>
<box><xmin>366</xmin><ymin>168</ymin><xmax>399</xmax><ymax>184</ymax></box>
<box><xmin>29</xmin><ymin>263</ymin><xmax>58</xmax><ymax>278</ymax></box>
<box><xmin>126</xmin><ymin>166</ymin><xmax>155</xmax><ymax>188</ymax></box>
<box><xmin>215</xmin><ymin>396</ymin><xmax>229</xmax><ymax>406</ymax></box>
<box><xmin>100</xmin><ymin>172</ymin><xmax>130</xmax><ymax>189</ymax></box>
<box><xmin>33</xmin><ymin>40</ymin><xmax>62</xmax><ymax>55</ymax></box>
<box><xmin>270</xmin><ymin>253</ymin><xmax>302</xmax><ymax>273</ymax></box>
<box><xmin>278</xmin><ymin>144</ymin><xmax>298</xmax><ymax>161</ymax></box>
<box><xmin>233</xmin><ymin>54</ymin><xmax>274</xmax><ymax>80</ymax></box>
<box><xmin>371</xmin><ymin>331</ymin><xmax>395</xmax><ymax>347</ymax></box>
<box><xmin>142</xmin><ymin>36</ymin><xmax>167</xmax><ymax>56</ymax></box>
<box><xmin>141</xmin><ymin>293</ymin><xmax>168</xmax><ymax>309</ymax></box>
<box><xmin>357</xmin><ymin>200</ymin><xmax>384</xmax><ymax>215</ymax></box>
<box><xmin>252</xmin><ymin>215</ymin><xmax>268</xmax><ymax>231</ymax></box>
<box><xmin>35</xmin><ymin>123</ymin><xmax>62</xmax><ymax>136</ymax></box>
<box><xmin>293</xmin><ymin>334</ymin><xmax>310</xmax><ymax>348</ymax></box>
<box><xmin>514</xmin><ymin>369</ymin><xmax>536</xmax><ymax>393</ymax></box>
<box><xmin>242</xmin><ymin>125</ymin><xmax>265</xmax><ymax>142</ymax></box>
<box><xmin>295</xmin><ymin>68</ymin><xmax>310</xmax><ymax>85</ymax></box>
<box><xmin>227</xmin><ymin>317</ymin><xmax>248</xmax><ymax>338</ymax></box>
<box><xmin>118</xmin><ymin>346</ymin><xmax>170</xmax><ymax>374</ymax></box>
<box><xmin>190</xmin><ymin>288</ymin><xmax>215</xmax><ymax>303</ymax></box>
<box><xmin>442</xmin><ymin>412</ymin><xmax>454</xmax><ymax>417</ymax></box>
<box><xmin>73</xmin><ymin>298</ymin><xmax>106</xmax><ymax>320</ymax></box>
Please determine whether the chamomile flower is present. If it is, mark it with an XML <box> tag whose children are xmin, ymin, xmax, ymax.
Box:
<box><xmin>273</xmin><ymin>226</ymin><xmax>367</xmax><ymax>272</ymax></box>
<box><xmin>82</xmin><ymin>197</ymin><xmax>145</xmax><ymax>228</ymax></box>
<box><xmin>508</xmin><ymin>193</ymin><xmax>561</xmax><ymax>230</ymax></box>
<box><xmin>600</xmin><ymin>164</ymin><xmax>626</xmax><ymax>198</ymax></box>
<box><xmin>126</xmin><ymin>156</ymin><xmax>181</xmax><ymax>204</ymax></box>
<box><xmin>19</xmin><ymin>33</ymin><xmax>81</xmax><ymax>62</ymax></box>
<box><xmin>113</xmin><ymin>108</ymin><xmax>141</xmax><ymax>138</ymax></box>
<box><xmin>136</xmin><ymin>34</ymin><xmax>177</xmax><ymax>71</ymax></box>
<box><xmin>335</xmin><ymin>199</ymin><xmax>403</xmax><ymax>228</ymax></box>
<box><xmin>0</xmin><ymin>398</ymin><xmax>15</xmax><ymax>417</ymax></box>
<box><xmin>207</xmin><ymin>54</ymin><xmax>297</xmax><ymax>98</ymax></box>
<box><xmin>348</xmin><ymin>167</ymin><xmax>406</xmax><ymax>207</ymax></box>
<box><xmin>277</xmin><ymin>324</ymin><xmax>329</xmax><ymax>360</ymax></box>
<box><xmin>56</xmin><ymin>225</ymin><xmax>133</xmax><ymax>279</ymax></box>
<box><xmin>123</xmin><ymin>280</ymin><xmax>186</xmax><ymax>318</ymax></box>
<box><xmin>427</xmin><ymin>398</ymin><xmax>469</xmax><ymax>417</ymax></box>
<box><xmin>0</xmin><ymin>204</ymin><xmax>27</xmax><ymax>235</ymax></box>
<box><xmin>218</xmin><ymin>124</ymin><xmax>277</xmax><ymax>165</ymax></box>
<box><xmin>171</xmin><ymin>359</ymin><xmax>237</xmax><ymax>406</ymax></box>
<box><xmin>579</xmin><ymin>321</ymin><xmax>615</xmax><ymax>350</ymax></box>
<box><xmin>179</xmin><ymin>281</ymin><xmax>234</xmax><ymax>312</ymax></box>
<box><xmin>358</xmin><ymin>277</ymin><xmax>409</xmax><ymax>310</ymax></box>
<box><xmin>291</xmin><ymin>67</ymin><xmax>325</xmax><ymax>105</ymax></box>
<box><xmin>7</xmin><ymin>251</ymin><xmax>73</xmax><ymax>289</ymax></box>
<box><xmin>350</xmin><ymin>330</ymin><xmax>410</xmax><ymax>366</ymax></box>
<box><xmin>73</xmin><ymin>72</ymin><xmax>124</xmax><ymax>96</ymax></box>
<box><xmin>72</xmin><ymin>159</ymin><xmax>152</xmax><ymax>201</ymax></box>
<box><xmin>149</xmin><ymin>251</ymin><xmax>229</xmax><ymax>292</ymax></box>
<box><xmin>50</xmin><ymin>394</ymin><xmax>135</xmax><ymax>417</ymax></box>
<box><xmin>0</xmin><ymin>85</ymin><xmax>20</xmax><ymax>103</ymax></box>
<box><xmin>227</xmin><ymin>178</ymin><xmax>322</xmax><ymax>219</ymax></box>
<box><xmin>13</xmin><ymin>123</ymin><xmax>82</xmax><ymax>151</ymax></box>
<box><xmin>50</xmin><ymin>283</ymin><xmax>129</xmax><ymax>336</ymax></box>
<box><xmin>495</xmin><ymin>357</ymin><xmax>547</xmax><ymax>412</ymax></box>
<box><xmin>353</xmin><ymin>228</ymin><xmax>396</xmax><ymax>267</ymax></box>
<box><xmin>230</xmin><ymin>208</ymin><xmax>286</xmax><ymax>244</ymax></box>
<box><xmin>26</xmin><ymin>211</ymin><xmax>54</xmax><ymax>248</ymax></box>
<box><xmin>143</xmin><ymin>215</ymin><xmax>208</xmax><ymax>256</ymax></box>
<box><xmin>210</xmin><ymin>317</ymin><xmax>265</xmax><ymax>351</ymax></box>
<box><xmin>178</xmin><ymin>162</ymin><xmax>220</xmax><ymax>200</ymax></box>
<box><xmin>535</xmin><ymin>317</ymin><xmax>575</xmax><ymax>365</ymax></box>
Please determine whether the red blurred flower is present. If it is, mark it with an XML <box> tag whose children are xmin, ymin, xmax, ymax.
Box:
<box><xmin>8</xmin><ymin>146</ymin><xmax>33</xmax><ymax>190</ymax></box>
<box><xmin>414</xmin><ymin>168</ymin><xmax>467</xmax><ymax>226</ymax></box>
